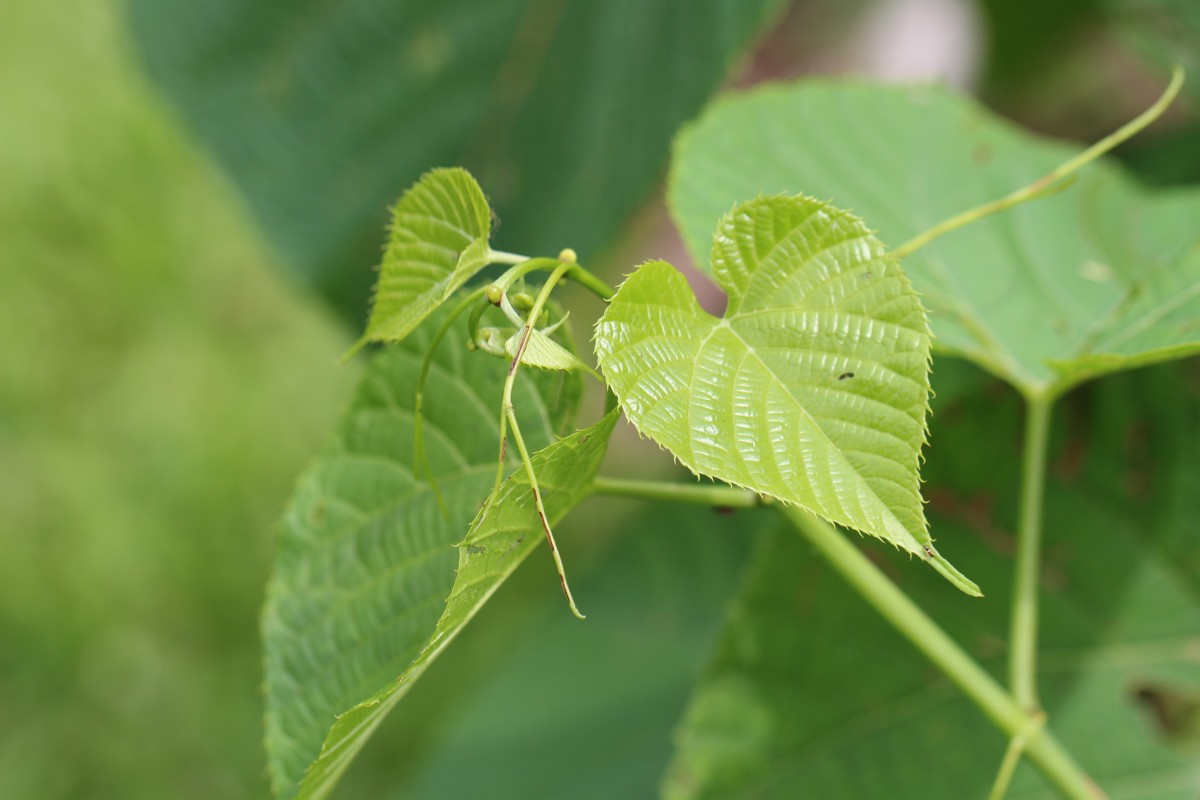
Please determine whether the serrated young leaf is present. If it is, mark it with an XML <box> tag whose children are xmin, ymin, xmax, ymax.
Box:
<box><xmin>669</xmin><ymin>82</ymin><xmax>1200</xmax><ymax>397</ymax></box>
<box><xmin>594</xmin><ymin>196</ymin><xmax>975</xmax><ymax>593</ymax></box>
<box><xmin>263</xmin><ymin>311</ymin><xmax>589</xmax><ymax>799</ymax></box>
<box><xmin>505</xmin><ymin>326</ymin><xmax>590</xmax><ymax>372</ymax></box>
<box><xmin>355</xmin><ymin>168</ymin><xmax>493</xmax><ymax>349</ymax></box>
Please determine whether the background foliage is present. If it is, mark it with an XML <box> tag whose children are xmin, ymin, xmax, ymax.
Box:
<box><xmin>2</xmin><ymin>0</ymin><xmax>1196</xmax><ymax>797</ymax></box>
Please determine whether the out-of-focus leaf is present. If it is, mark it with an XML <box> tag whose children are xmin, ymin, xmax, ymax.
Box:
<box><xmin>262</xmin><ymin>310</ymin><xmax>589</xmax><ymax>799</ymax></box>
<box><xmin>595</xmin><ymin>196</ymin><xmax>976</xmax><ymax>593</ymax></box>
<box><xmin>292</xmin><ymin>410</ymin><xmax>616</xmax><ymax>799</ymax></box>
<box><xmin>663</xmin><ymin>363</ymin><xmax>1200</xmax><ymax>799</ymax></box>
<box><xmin>125</xmin><ymin>0</ymin><xmax>786</xmax><ymax>318</ymax></box>
<box><xmin>363</xmin><ymin>501</ymin><xmax>773</xmax><ymax>800</ymax></box>
<box><xmin>669</xmin><ymin>82</ymin><xmax>1200</xmax><ymax>397</ymax></box>
<box><xmin>358</xmin><ymin>168</ymin><xmax>492</xmax><ymax>348</ymax></box>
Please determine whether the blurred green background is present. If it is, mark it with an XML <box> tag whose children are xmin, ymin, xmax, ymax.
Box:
<box><xmin>0</xmin><ymin>3</ymin><xmax>355</xmax><ymax>796</ymax></box>
<box><xmin>2</xmin><ymin>0</ymin><xmax>1196</xmax><ymax>797</ymax></box>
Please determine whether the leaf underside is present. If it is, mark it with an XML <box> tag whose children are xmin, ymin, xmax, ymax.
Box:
<box><xmin>669</xmin><ymin>81</ymin><xmax>1200</xmax><ymax>396</ymax></box>
<box><xmin>595</xmin><ymin>195</ymin><xmax>973</xmax><ymax>592</ymax></box>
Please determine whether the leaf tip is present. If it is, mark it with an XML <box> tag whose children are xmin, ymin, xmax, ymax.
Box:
<box><xmin>923</xmin><ymin>546</ymin><xmax>983</xmax><ymax>597</ymax></box>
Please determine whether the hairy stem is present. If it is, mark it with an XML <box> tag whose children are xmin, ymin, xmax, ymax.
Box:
<box><xmin>894</xmin><ymin>65</ymin><xmax>1184</xmax><ymax>261</ymax></box>
<box><xmin>1010</xmin><ymin>396</ymin><xmax>1054</xmax><ymax>712</ymax></box>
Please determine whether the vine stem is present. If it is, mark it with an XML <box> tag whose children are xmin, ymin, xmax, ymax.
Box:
<box><xmin>492</xmin><ymin>257</ymin><xmax>585</xmax><ymax>618</ymax></box>
<box><xmin>1010</xmin><ymin>395</ymin><xmax>1053</xmax><ymax>712</ymax></box>
<box><xmin>893</xmin><ymin>65</ymin><xmax>1184</xmax><ymax>261</ymax></box>
<box><xmin>591</xmin><ymin>475</ymin><xmax>1104</xmax><ymax>799</ymax></box>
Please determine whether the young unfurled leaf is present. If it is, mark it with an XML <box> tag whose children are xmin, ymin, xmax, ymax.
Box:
<box><xmin>351</xmin><ymin>168</ymin><xmax>493</xmax><ymax>353</ymax></box>
<box><xmin>504</xmin><ymin>319</ymin><xmax>591</xmax><ymax>372</ymax></box>
<box><xmin>594</xmin><ymin>195</ymin><xmax>977</xmax><ymax>594</ymax></box>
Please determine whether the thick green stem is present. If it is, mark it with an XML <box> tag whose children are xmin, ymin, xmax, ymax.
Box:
<box><xmin>590</xmin><ymin>474</ymin><xmax>1103</xmax><ymax>798</ymax></box>
<box><xmin>564</xmin><ymin>263</ymin><xmax>615</xmax><ymax>301</ymax></box>
<box><xmin>592</xmin><ymin>476</ymin><xmax>765</xmax><ymax>508</ymax></box>
<box><xmin>779</xmin><ymin>506</ymin><xmax>1103</xmax><ymax>800</ymax></box>
<box><xmin>1010</xmin><ymin>396</ymin><xmax>1053</xmax><ymax>712</ymax></box>
<box><xmin>988</xmin><ymin>712</ymin><xmax>1045</xmax><ymax>800</ymax></box>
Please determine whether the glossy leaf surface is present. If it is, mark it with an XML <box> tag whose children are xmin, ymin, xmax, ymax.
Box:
<box><xmin>594</xmin><ymin>196</ymin><xmax>974</xmax><ymax>592</ymax></box>
<box><xmin>126</xmin><ymin>0</ymin><xmax>785</xmax><ymax>317</ymax></box>
<box><xmin>263</xmin><ymin>311</ymin><xmax>593</xmax><ymax>799</ymax></box>
<box><xmin>670</xmin><ymin>82</ymin><xmax>1200</xmax><ymax>396</ymax></box>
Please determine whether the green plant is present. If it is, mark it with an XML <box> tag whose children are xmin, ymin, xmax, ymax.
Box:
<box><xmin>264</xmin><ymin>69</ymin><xmax>1200</xmax><ymax>799</ymax></box>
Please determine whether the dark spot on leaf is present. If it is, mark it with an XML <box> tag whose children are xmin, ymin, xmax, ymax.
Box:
<box><xmin>579</xmin><ymin>435</ymin><xmax>589</xmax><ymax>443</ymax></box>
<box><xmin>713</xmin><ymin>506</ymin><xmax>736</xmax><ymax>516</ymax></box>
<box><xmin>1132</xmin><ymin>682</ymin><xmax>1200</xmax><ymax>746</ymax></box>
<box><xmin>860</xmin><ymin>271</ymin><xmax>872</xmax><ymax>280</ymax></box>
<box><xmin>838</xmin><ymin>371</ymin><xmax>855</xmax><ymax>381</ymax></box>
<box><xmin>466</xmin><ymin>544</ymin><xmax>485</xmax><ymax>555</ymax></box>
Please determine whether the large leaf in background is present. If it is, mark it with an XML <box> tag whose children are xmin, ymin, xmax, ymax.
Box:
<box><xmin>125</xmin><ymin>0</ymin><xmax>785</xmax><ymax>318</ymax></box>
<box><xmin>293</xmin><ymin>410</ymin><xmax>617</xmax><ymax>799</ymax></box>
<box><xmin>662</xmin><ymin>364</ymin><xmax>1200</xmax><ymax>798</ymax></box>
<box><xmin>262</xmin><ymin>309</ymin><xmax>594</xmax><ymax>799</ymax></box>
<box><xmin>669</xmin><ymin>82</ymin><xmax>1200</xmax><ymax>397</ymax></box>
<box><xmin>337</xmin><ymin>502</ymin><xmax>773</xmax><ymax>799</ymax></box>
<box><xmin>595</xmin><ymin>196</ymin><xmax>976</xmax><ymax>594</ymax></box>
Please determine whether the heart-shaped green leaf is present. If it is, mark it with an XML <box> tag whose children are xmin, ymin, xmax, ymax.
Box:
<box><xmin>594</xmin><ymin>195</ymin><xmax>977</xmax><ymax>594</ymax></box>
<box><xmin>353</xmin><ymin>168</ymin><xmax>493</xmax><ymax>351</ymax></box>
<box><xmin>669</xmin><ymin>82</ymin><xmax>1200</xmax><ymax>398</ymax></box>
